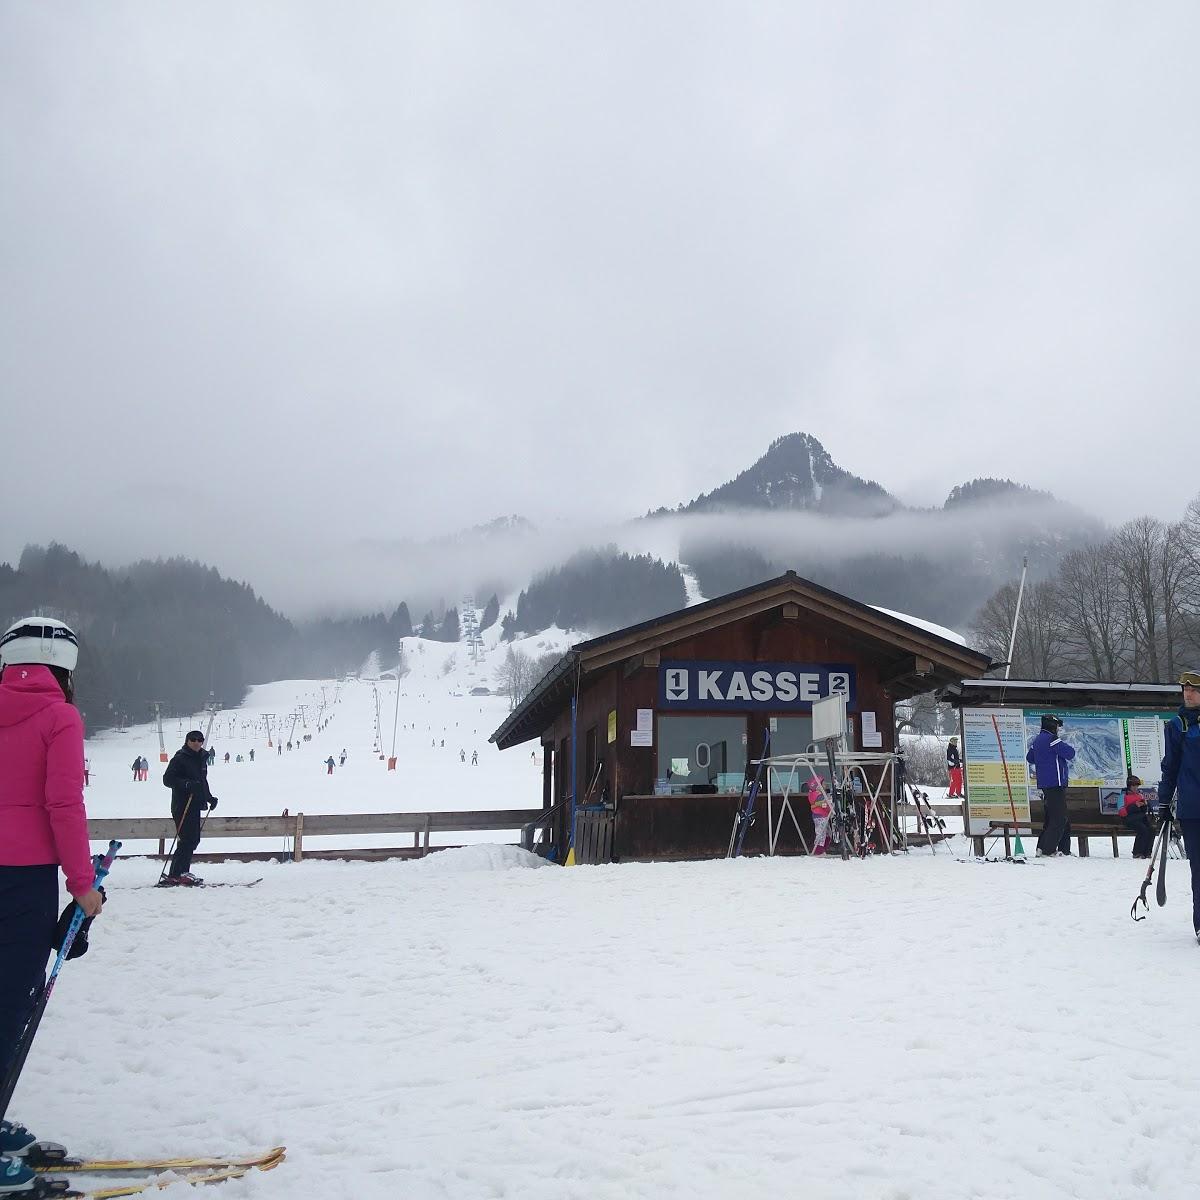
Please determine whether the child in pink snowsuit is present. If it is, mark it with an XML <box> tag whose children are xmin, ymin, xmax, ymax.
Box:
<box><xmin>806</xmin><ymin>776</ymin><xmax>831</xmax><ymax>855</ymax></box>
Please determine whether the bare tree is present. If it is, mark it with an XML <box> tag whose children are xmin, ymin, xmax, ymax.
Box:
<box><xmin>1056</xmin><ymin>542</ymin><xmax>1129</xmax><ymax>678</ymax></box>
<box><xmin>894</xmin><ymin>691</ymin><xmax>954</xmax><ymax>736</ymax></box>
<box><xmin>971</xmin><ymin>580</ymin><xmax>1021</xmax><ymax>671</ymax></box>
<box><xmin>1113</xmin><ymin>517</ymin><xmax>1167</xmax><ymax>679</ymax></box>
<box><xmin>1021</xmin><ymin>579</ymin><xmax>1072</xmax><ymax>678</ymax></box>
<box><xmin>495</xmin><ymin>647</ymin><xmax>561</xmax><ymax>709</ymax></box>
<box><xmin>1172</xmin><ymin>494</ymin><xmax>1200</xmax><ymax>668</ymax></box>
<box><xmin>970</xmin><ymin>577</ymin><xmax>1070</xmax><ymax>678</ymax></box>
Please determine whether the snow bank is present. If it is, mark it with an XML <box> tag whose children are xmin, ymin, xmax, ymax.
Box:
<box><xmin>406</xmin><ymin>843</ymin><xmax>552</xmax><ymax>873</ymax></box>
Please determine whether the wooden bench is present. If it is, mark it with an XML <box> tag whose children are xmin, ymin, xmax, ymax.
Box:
<box><xmin>981</xmin><ymin>820</ymin><xmax>1142</xmax><ymax>859</ymax></box>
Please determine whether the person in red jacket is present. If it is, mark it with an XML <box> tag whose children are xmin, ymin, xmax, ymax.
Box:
<box><xmin>0</xmin><ymin>617</ymin><xmax>104</xmax><ymax>1186</ymax></box>
<box><xmin>1118</xmin><ymin>774</ymin><xmax>1154</xmax><ymax>858</ymax></box>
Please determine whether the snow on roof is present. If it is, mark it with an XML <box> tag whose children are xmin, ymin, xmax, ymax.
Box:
<box><xmin>869</xmin><ymin>605</ymin><xmax>966</xmax><ymax>647</ymax></box>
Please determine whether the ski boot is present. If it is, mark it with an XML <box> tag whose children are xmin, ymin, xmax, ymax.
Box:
<box><xmin>176</xmin><ymin>873</ymin><xmax>205</xmax><ymax>887</ymax></box>
<box><xmin>2</xmin><ymin>1121</ymin><xmax>68</xmax><ymax>1172</ymax></box>
<box><xmin>0</xmin><ymin>1151</ymin><xmax>37</xmax><ymax>1195</ymax></box>
<box><xmin>0</xmin><ymin>1123</ymin><xmax>36</xmax><ymax>1160</ymax></box>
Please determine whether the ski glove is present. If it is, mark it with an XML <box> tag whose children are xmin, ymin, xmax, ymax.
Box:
<box><xmin>52</xmin><ymin>886</ymin><xmax>106</xmax><ymax>959</ymax></box>
<box><xmin>206</xmin><ymin>797</ymin><xmax>218</xmax><ymax>810</ymax></box>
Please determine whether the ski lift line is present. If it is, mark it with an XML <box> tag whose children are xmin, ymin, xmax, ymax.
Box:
<box><xmin>390</xmin><ymin>671</ymin><xmax>402</xmax><ymax>759</ymax></box>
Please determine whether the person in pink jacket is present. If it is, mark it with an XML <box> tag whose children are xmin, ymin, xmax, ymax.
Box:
<box><xmin>0</xmin><ymin>617</ymin><xmax>103</xmax><ymax>1185</ymax></box>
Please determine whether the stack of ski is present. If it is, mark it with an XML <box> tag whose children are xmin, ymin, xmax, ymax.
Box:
<box><xmin>30</xmin><ymin>1146</ymin><xmax>285</xmax><ymax>1198</ymax></box>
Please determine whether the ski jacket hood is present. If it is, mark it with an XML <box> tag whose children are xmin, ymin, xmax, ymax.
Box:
<box><xmin>1160</xmin><ymin>705</ymin><xmax>1200</xmax><ymax>819</ymax></box>
<box><xmin>1025</xmin><ymin>728</ymin><xmax>1075</xmax><ymax>789</ymax></box>
<box><xmin>0</xmin><ymin>664</ymin><xmax>95</xmax><ymax>895</ymax></box>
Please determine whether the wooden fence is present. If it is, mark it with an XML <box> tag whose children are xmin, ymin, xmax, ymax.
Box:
<box><xmin>88</xmin><ymin>809</ymin><xmax>545</xmax><ymax>863</ymax></box>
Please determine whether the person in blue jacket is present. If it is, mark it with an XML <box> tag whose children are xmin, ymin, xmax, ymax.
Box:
<box><xmin>1026</xmin><ymin>713</ymin><xmax>1076</xmax><ymax>857</ymax></box>
<box><xmin>1159</xmin><ymin>670</ymin><xmax>1200</xmax><ymax>941</ymax></box>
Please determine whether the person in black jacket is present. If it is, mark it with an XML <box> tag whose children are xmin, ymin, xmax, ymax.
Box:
<box><xmin>945</xmin><ymin>737</ymin><xmax>964</xmax><ymax>798</ymax></box>
<box><xmin>161</xmin><ymin>730</ymin><xmax>218</xmax><ymax>886</ymax></box>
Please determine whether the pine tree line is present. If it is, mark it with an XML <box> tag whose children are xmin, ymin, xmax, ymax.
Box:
<box><xmin>508</xmin><ymin>547</ymin><xmax>686</xmax><ymax>637</ymax></box>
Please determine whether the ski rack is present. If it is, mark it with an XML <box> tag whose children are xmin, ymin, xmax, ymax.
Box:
<box><xmin>758</xmin><ymin>745</ymin><xmax>900</xmax><ymax>857</ymax></box>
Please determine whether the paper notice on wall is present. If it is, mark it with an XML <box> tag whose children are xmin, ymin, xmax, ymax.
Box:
<box><xmin>862</xmin><ymin>710</ymin><xmax>882</xmax><ymax>748</ymax></box>
<box><xmin>636</xmin><ymin>709</ymin><xmax>653</xmax><ymax>733</ymax></box>
<box><xmin>630</xmin><ymin>729</ymin><xmax>652</xmax><ymax>747</ymax></box>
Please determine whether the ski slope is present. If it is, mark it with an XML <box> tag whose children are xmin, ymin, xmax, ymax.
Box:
<box><xmin>80</xmin><ymin>626</ymin><xmax>573</xmax><ymax>854</ymax></box>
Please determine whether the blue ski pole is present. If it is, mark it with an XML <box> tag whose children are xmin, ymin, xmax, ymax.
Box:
<box><xmin>0</xmin><ymin>839</ymin><xmax>122</xmax><ymax>1121</ymax></box>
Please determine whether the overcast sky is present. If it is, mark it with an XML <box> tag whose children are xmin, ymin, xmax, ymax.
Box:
<box><xmin>3</xmin><ymin>2</ymin><xmax>1198</xmax><ymax>611</ymax></box>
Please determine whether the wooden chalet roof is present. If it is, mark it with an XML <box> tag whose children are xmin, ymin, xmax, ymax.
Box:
<box><xmin>490</xmin><ymin>571</ymin><xmax>993</xmax><ymax>750</ymax></box>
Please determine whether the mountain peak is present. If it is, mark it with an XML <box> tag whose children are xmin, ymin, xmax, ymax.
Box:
<box><xmin>679</xmin><ymin>432</ymin><xmax>899</xmax><ymax>517</ymax></box>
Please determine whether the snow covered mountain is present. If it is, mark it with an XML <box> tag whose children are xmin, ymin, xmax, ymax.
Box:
<box><xmin>671</xmin><ymin>432</ymin><xmax>901</xmax><ymax>517</ymax></box>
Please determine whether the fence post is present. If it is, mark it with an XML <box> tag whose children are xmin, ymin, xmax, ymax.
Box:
<box><xmin>422</xmin><ymin>814</ymin><xmax>431</xmax><ymax>857</ymax></box>
<box><xmin>294</xmin><ymin>813</ymin><xmax>304</xmax><ymax>862</ymax></box>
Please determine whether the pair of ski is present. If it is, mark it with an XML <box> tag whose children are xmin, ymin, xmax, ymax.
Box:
<box><xmin>1131</xmin><ymin>811</ymin><xmax>1173</xmax><ymax>921</ymax></box>
<box><xmin>144</xmin><ymin>879</ymin><xmax>263</xmax><ymax>890</ymax></box>
<box><xmin>31</xmin><ymin>1145</ymin><xmax>285</xmax><ymax>1198</ymax></box>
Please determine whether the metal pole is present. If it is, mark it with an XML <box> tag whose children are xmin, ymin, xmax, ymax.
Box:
<box><xmin>1004</xmin><ymin>555</ymin><xmax>1028</xmax><ymax>681</ymax></box>
<box><xmin>569</xmin><ymin>693</ymin><xmax>578</xmax><ymax>851</ymax></box>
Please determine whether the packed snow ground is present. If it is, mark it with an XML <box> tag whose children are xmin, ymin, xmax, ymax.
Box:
<box><xmin>24</xmin><ymin>631</ymin><xmax>1195</xmax><ymax>1198</ymax></box>
<box><xmin>19</xmin><ymin>846</ymin><xmax>1200</xmax><ymax>1200</ymax></box>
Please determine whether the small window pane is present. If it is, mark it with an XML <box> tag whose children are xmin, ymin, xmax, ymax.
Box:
<box><xmin>768</xmin><ymin>715</ymin><xmax>815</xmax><ymax>792</ymax></box>
<box><xmin>657</xmin><ymin>715</ymin><xmax>747</xmax><ymax>793</ymax></box>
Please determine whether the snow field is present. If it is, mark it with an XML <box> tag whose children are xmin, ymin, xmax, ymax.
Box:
<box><xmin>20</xmin><ymin>846</ymin><xmax>1200</xmax><ymax>1200</ymax></box>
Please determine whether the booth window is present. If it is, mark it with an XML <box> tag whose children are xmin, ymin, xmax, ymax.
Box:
<box><xmin>657</xmin><ymin>715</ymin><xmax>747</xmax><ymax>793</ymax></box>
<box><xmin>767</xmin><ymin>715</ymin><xmax>815</xmax><ymax>793</ymax></box>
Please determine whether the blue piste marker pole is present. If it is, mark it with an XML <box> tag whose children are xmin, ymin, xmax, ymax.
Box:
<box><xmin>0</xmin><ymin>839</ymin><xmax>122</xmax><ymax>1121</ymax></box>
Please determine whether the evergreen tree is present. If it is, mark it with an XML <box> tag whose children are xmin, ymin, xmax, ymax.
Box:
<box><xmin>479</xmin><ymin>593</ymin><xmax>500</xmax><ymax>632</ymax></box>
<box><xmin>437</xmin><ymin>607</ymin><xmax>461</xmax><ymax>643</ymax></box>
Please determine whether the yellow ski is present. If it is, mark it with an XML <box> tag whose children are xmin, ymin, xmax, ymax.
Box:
<box><xmin>36</xmin><ymin>1147</ymin><xmax>285</xmax><ymax>1175</ymax></box>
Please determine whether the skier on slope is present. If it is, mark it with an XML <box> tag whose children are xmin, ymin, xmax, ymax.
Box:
<box><xmin>1026</xmin><ymin>714</ymin><xmax>1076</xmax><ymax>857</ymax></box>
<box><xmin>161</xmin><ymin>731</ymin><xmax>219</xmax><ymax>887</ymax></box>
<box><xmin>325</xmin><ymin>756</ymin><xmax>335</xmax><ymax>775</ymax></box>
<box><xmin>1158</xmin><ymin>670</ymin><xmax>1200</xmax><ymax>942</ymax></box>
<box><xmin>0</xmin><ymin>618</ymin><xmax>104</xmax><ymax>1191</ymax></box>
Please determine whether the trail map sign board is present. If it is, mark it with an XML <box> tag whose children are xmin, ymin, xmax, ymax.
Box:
<box><xmin>1022</xmin><ymin>709</ymin><xmax>1173</xmax><ymax>788</ymax></box>
<box><xmin>962</xmin><ymin>705</ymin><xmax>1177</xmax><ymax>834</ymax></box>
<box><xmin>962</xmin><ymin>708</ymin><xmax>1030</xmax><ymax>827</ymax></box>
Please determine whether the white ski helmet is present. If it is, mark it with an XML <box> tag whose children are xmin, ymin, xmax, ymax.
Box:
<box><xmin>0</xmin><ymin>617</ymin><xmax>79</xmax><ymax>672</ymax></box>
